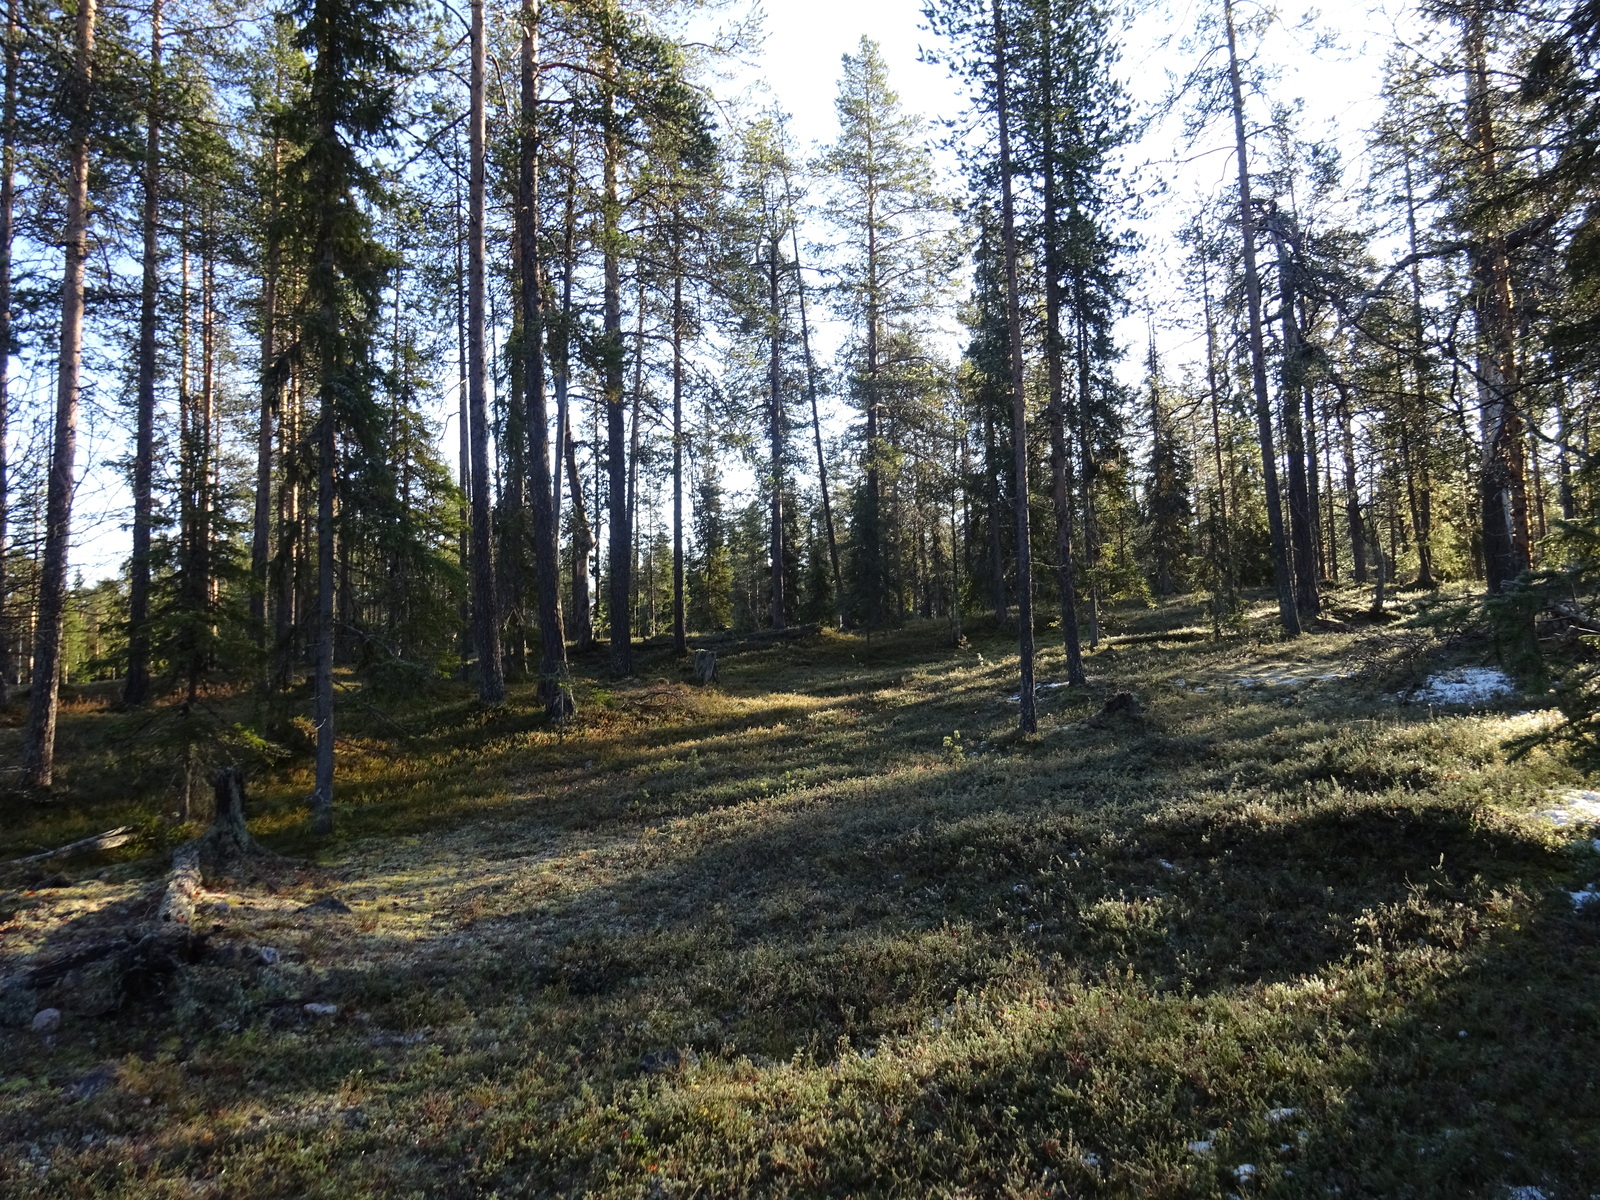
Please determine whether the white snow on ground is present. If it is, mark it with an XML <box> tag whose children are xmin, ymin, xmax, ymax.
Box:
<box><xmin>1506</xmin><ymin>1188</ymin><xmax>1549</xmax><ymax>1200</ymax></box>
<box><xmin>1538</xmin><ymin>790</ymin><xmax>1600</xmax><ymax>827</ymax></box>
<box><xmin>1408</xmin><ymin>667</ymin><xmax>1515</xmax><ymax>705</ymax></box>
<box><xmin>1538</xmin><ymin>791</ymin><xmax>1600</xmax><ymax>909</ymax></box>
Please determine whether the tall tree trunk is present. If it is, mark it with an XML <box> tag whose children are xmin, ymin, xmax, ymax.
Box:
<box><xmin>1462</xmin><ymin>6</ymin><xmax>1529</xmax><ymax>592</ymax></box>
<box><xmin>454</xmin><ymin>130</ymin><xmax>471</xmax><ymax>662</ymax></box>
<box><xmin>1201</xmin><ymin>259</ymin><xmax>1231</xmax><ymax>536</ymax></box>
<box><xmin>1267</xmin><ymin>217</ymin><xmax>1319</xmax><ymax>618</ymax></box>
<box><xmin>602</xmin><ymin>61</ymin><xmax>631</xmax><ymax>673</ymax></box>
<box><xmin>1224</xmin><ymin>0</ymin><xmax>1299</xmax><ymax>636</ymax></box>
<box><xmin>310</xmin><ymin>391</ymin><xmax>335</xmax><ymax>832</ymax></box>
<box><xmin>1332</xmin><ymin>377</ymin><xmax>1367</xmax><ymax>583</ymax></box>
<box><xmin>23</xmin><ymin>0</ymin><xmax>94</xmax><ymax>787</ymax></box>
<box><xmin>791</xmin><ymin>222</ymin><xmax>842</xmax><ymax>625</ymax></box>
<box><xmin>468</xmin><ymin>0</ymin><xmax>504</xmax><ymax>701</ymax></box>
<box><xmin>670</xmin><ymin>228</ymin><xmax>687</xmax><ymax>654</ymax></box>
<box><xmin>125</xmin><ymin>0</ymin><xmax>160</xmax><ymax>706</ymax></box>
<box><xmin>252</xmin><ymin>133</ymin><xmax>280</xmax><ymax>683</ymax></box>
<box><xmin>553</xmin><ymin>178</ymin><xmax>593</xmax><ymax>652</ymax></box>
<box><xmin>985</xmin><ymin>404</ymin><xmax>1006</xmax><ymax>623</ymax></box>
<box><xmin>990</xmin><ymin>0</ymin><xmax>1036</xmax><ymax>733</ymax></box>
<box><xmin>1039</xmin><ymin>17</ymin><xmax>1084</xmax><ymax>686</ymax></box>
<box><xmin>767</xmin><ymin>237</ymin><xmax>786</xmax><ymax>630</ymax></box>
<box><xmin>519</xmin><ymin>0</ymin><xmax>572</xmax><ymax>720</ymax></box>
<box><xmin>0</xmin><ymin>0</ymin><xmax>10</xmax><ymax>703</ymax></box>
<box><xmin>1073</xmin><ymin>305</ymin><xmax>1100</xmax><ymax>647</ymax></box>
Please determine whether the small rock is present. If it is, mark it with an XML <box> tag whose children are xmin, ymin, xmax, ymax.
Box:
<box><xmin>303</xmin><ymin>1002</ymin><xmax>338</xmax><ymax>1017</ymax></box>
<box><xmin>299</xmin><ymin>897</ymin><xmax>353</xmax><ymax>915</ymax></box>
<box><xmin>32</xmin><ymin>1008</ymin><xmax>61</xmax><ymax>1034</ymax></box>
<box><xmin>64</xmin><ymin>1065</ymin><xmax>116</xmax><ymax>1101</ymax></box>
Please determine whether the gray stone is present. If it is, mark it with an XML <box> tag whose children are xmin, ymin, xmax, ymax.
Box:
<box><xmin>31</xmin><ymin>1007</ymin><xmax>61</xmax><ymax>1034</ymax></box>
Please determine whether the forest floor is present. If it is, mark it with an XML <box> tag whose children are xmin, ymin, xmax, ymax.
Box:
<box><xmin>3</xmin><ymin>587</ymin><xmax>1600</xmax><ymax>1198</ymax></box>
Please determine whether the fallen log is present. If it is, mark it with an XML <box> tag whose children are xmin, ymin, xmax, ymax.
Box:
<box><xmin>22</xmin><ymin>769</ymin><xmax>286</xmax><ymax>1010</ymax></box>
<box><xmin>4</xmin><ymin>827</ymin><xmax>134</xmax><ymax>868</ymax></box>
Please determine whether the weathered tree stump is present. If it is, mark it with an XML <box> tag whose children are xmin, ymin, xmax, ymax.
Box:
<box><xmin>692</xmin><ymin>650</ymin><xmax>719</xmax><ymax>685</ymax></box>
<box><xmin>117</xmin><ymin>769</ymin><xmax>276</xmax><ymax>1005</ymax></box>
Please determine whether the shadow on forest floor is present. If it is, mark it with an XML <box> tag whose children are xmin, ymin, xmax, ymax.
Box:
<box><xmin>3</xmin><ymin>591</ymin><xmax>1598</xmax><ymax>1198</ymax></box>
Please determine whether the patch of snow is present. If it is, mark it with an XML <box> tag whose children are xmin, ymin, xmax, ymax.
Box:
<box><xmin>1159</xmin><ymin>859</ymin><xmax>1177</xmax><ymax>871</ymax></box>
<box><xmin>1506</xmin><ymin>1189</ymin><xmax>1549</xmax><ymax>1200</ymax></box>
<box><xmin>1570</xmin><ymin>888</ymin><xmax>1600</xmax><ymax>910</ymax></box>
<box><xmin>1409</xmin><ymin>667</ymin><xmax>1515</xmax><ymax>705</ymax></box>
<box><xmin>303</xmin><ymin>1002</ymin><xmax>338</xmax><ymax>1017</ymax></box>
<box><xmin>1234</xmin><ymin>1164</ymin><xmax>1257</xmax><ymax>1182</ymax></box>
<box><xmin>1264</xmin><ymin>1107</ymin><xmax>1297</xmax><ymax>1122</ymax></box>
<box><xmin>1538</xmin><ymin>790</ymin><xmax>1600</xmax><ymax>827</ymax></box>
<box><xmin>1187</xmin><ymin>1140</ymin><xmax>1213</xmax><ymax>1155</ymax></box>
<box><xmin>1080</xmin><ymin>1152</ymin><xmax>1100</xmax><ymax>1167</ymax></box>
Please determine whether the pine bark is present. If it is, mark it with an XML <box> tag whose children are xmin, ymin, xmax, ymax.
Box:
<box><xmin>23</xmin><ymin>0</ymin><xmax>95</xmax><ymax>787</ymax></box>
<box><xmin>125</xmin><ymin>0</ymin><xmax>161</xmax><ymax>706</ymax></box>
<box><xmin>602</xmin><ymin>71</ymin><xmax>631</xmax><ymax>674</ymax></box>
<box><xmin>1462</xmin><ymin>6</ymin><xmax>1530</xmax><ymax>592</ymax></box>
<box><xmin>990</xmin><ymin>0</ymin><xmax>1037</xmax><ymax>734</ymax></box>
<box><xmin>468</xmin><ymin>0</ymin><xmax>504</xmax><ymax>701</ymax></box>
<box><xmin>671</xmin><ymin>233</ymin><xmax>687</xmax><ymax>653</ymax></box>
<box><xmin>1039</xmin><ymin>19</ymin><xmax>1085</xmax><ymax>686</ymax></box>
<box><xmin>792</xmin><ymin>224</ymin><xmax>843</xmax><ymax>625</ymax></box>
<box><xmin>1224</xmin><ymin>0</ymin><xmax>1299</xmax><ymax>637</ymax></box>
<box><xmin>0</xmin><ymin>0</ymin><xmax>17</xmax><ymax>705</ymax></box>
<box><xmin>519</xmin><ymin>0</ymin><xmax>572</xmax><ymax>720</ymax></box>
<box><xmin>767</xmin><ymin>237</ymin><xmax>786</xmax><ymax>630</ymax></box>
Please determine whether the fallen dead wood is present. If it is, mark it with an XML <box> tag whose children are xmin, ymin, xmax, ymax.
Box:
<box><xmin>4</xmin><ymin>827</ymin><xmax>134</xmax><ymax>868</ymax></box>
<box><xmin>23</xmin><ymin>769</ymin><xmax>289</xmax><ymax>1010</ymax></box>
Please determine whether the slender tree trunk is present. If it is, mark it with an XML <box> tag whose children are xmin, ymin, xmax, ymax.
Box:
<box><xmin>553</xmin><ymin>180</ymin><xmax>593</xmax><ymax>653</ymax></box>
<box><xmin>23</xmin><ymin>0</ymin><xmax>94</xmax><ymax>786</ymax></box>
<box><xmin>0</xmin><ymin>0</ymin><xmax>10</xmax><ymax>703</ymax></box>
<box><xmin>519</xmin><ymin>0</ymin><xmax>572</xmax><ymax>720</ymax></box>
<box><xmin>1332</xmin><ymin>378</ymin><xmax>1367</xmax><ymax>583</ymax></box>
<box><xmin>1039</xmin><ymin>23</ymin><xmax>1084</xmax><ymax>686</ymax></box>
<box><xmin>627</xmin><ymin>271</ymin><xmax>643</xmax><ymax>633</ymax></box>
<box><xmin>791</xmin><ymin>222</ymin><xmax>842</xmax><ymax>624</ymax></box>
<box><xmin>1268</xmin><ymin>217</ymin><xmax>1319</xmax><ymax>617</ymax></box>
<box><xmin>468</xmin><ymin>0</ymin><xmax>504</xmax><ymax>701</ymax></box>
<box><xmin>991</xmin><ymin>0</ymin><xmax>1036</xmax><ymax>733</ymax></box>
<box><xmin>1225</xmin><ymin>0</ymin><xmax>1299</xmax><ymax>636</ymax></box>
<box><xmin>985</xmin><ymin>405</ymin><xmax>1006</xmax><ymax>623</ymax></box>
<box><xmin>1462</xmin><ymin>6</ymin><xmax>1530</xmax><ymax>592</ymax></box>
<box><xmin>602</xmin><ymin>69</ymin><xmax>631</xmax><ymax>673</ymax></box>
<box><xmin>454</xmin><ymin>132</ymin><xmax>471</xmax><ymax>663</ymax></box>
<box><xmin>1073</xmin><ymin>305</ymin><xmax>1100</xmax><ymax>647</ymax></box>
<box><xmin>252</xmin><ymin>135</ymin><xmax>281</xmax><ymax>682</ymax></box>
<box><xmin>1201</xmin><ymin>260</ymin><xmax>1231</xmax><ymax>536</ymax></box>
<box><xmin>767</xmin><ymin>237</ymin><xmax>787</xmax><ymax>629</ymax></box>
<box><xmin>671</xmin><ymin>230</ymin><xmax>687</xmax><ymax>654</ymax></box>
<box><xmin>310</xmin><ymin>390</ymin><xmax>335</xmax><ymax>832</ymax></box>
<box><xmin>125</xmin><ymin>0</ymin><xmax>161</xmax><ymax>706</ymax></box>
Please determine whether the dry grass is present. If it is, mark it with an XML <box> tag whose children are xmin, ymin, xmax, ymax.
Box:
<box><xmin>2</xmin><ymin>591</ymin><xmax>1599</xmax><ymax>1198</ymax></box>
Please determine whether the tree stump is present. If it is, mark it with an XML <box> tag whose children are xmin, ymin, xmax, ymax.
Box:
<box><xmin>692</xmin><ymin>650</ymin><xmax>718</xmax><ymax>685</ymax></box>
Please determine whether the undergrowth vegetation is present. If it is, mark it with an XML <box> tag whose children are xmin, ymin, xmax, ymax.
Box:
<box><xmin>3</xmin><ymin>589</ymin><xmax>1599</xmax><ymax>1198</ymax></box>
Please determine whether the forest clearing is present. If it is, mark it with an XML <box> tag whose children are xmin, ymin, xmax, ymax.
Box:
<box><xmin>1</xmin><ymin>0</ymin><xmax>1599</xmax><ymax>1189</ymax></box>
<box><xmin>3</xmin><ymin>592</ymin><xmax>1600</xmax><ymax>1197</ymax></box>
